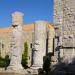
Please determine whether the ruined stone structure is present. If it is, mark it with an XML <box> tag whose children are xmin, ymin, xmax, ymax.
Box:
<box><xmin>54</xmin><ymin>0</ymin><xmax>75</xmax><ymax>63</ymax></box>
<box><xmin>7</xmin><ymin>12</ymin><xmax>24</xmax><ymax>71</ymax></box>
<box><xmin>32</xmin><ymin>21</ymin><xmax>47</xmax><ymax>68</ymax></box>
<box><xmin>0</xmin><ymin>11</ymin><xmax>55</xmax><ymax>71</ymax></box>
<box><xmin>0</xmin><ymin>1</ymin><xmax>75</xmax><ymax>72</ymax></box>
<box><xmin>0</xmin><ymin>0</ymin><xmax>75</xmax><ymax>74</ymax></box>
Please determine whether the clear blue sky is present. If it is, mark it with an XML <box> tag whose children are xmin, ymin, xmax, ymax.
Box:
<box><xmin>0</xmin><ymin>0</ymin><xmax>53</xmax><ymax>28</ymax></box>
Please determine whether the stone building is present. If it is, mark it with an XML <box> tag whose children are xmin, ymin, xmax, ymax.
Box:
<box><xmin>54</xmin><ymin>0</ymin><xmax>75</xmax><ymax>63</ymax></box>
<box><xmin>0</xmin><ymin>0</ymin><xmax>75</xmax><ymax>72</ymax></box>
<box><xmin>0</xmin><ymin>0</ymin><xmax>75</xmax><ymax>68</ymax></box>
<box><xmin>0</xmin><ymin>11</ymin><xmax>55</xmax><ymax>67</ymax></box>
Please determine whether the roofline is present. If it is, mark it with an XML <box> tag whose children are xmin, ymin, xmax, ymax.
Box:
<box><xmin>0</xmin><ymin>22</ymin><xmax>54</xmax><ymax>33</ymax></box>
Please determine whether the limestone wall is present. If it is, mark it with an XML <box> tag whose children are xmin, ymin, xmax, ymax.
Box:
<box><xmin>0</xmin><ymin>32</ymin><xmax>11</xmax><ymax>58</ymax></box>
<box><xmin>54</xmin><ymin>0</ymin><xmax>75</xmax><ymax>63</ymax></box>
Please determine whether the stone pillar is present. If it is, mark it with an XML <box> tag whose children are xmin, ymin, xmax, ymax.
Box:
<box><xmin>32</xmin><ymin>21</ymin><xmax>47</xmax><ymax>68</ymax></box>
<box><xmin>59</xmin><ymin>37</ymin><xmax>63</xmax><ymax>58</ymax></box>
<box><xmin>54</xmin><ymin>0</ymin><xmax>64</xmax><ymax>64</ymax></box>
<box><xmin>47</xmin><ymin>24</ymin><xmax>55</xmax><ymax>53</ymax></box>
<box><xmin>7</xmin><ymin>12</ymin><xmax>24</xmax><ymax>71</ymax></box>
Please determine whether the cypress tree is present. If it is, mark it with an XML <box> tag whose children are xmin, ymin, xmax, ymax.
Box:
<box><xmin>22</xmin><ymin>41</ymin><xmax>28</xmax><ymax>68</ymax></box>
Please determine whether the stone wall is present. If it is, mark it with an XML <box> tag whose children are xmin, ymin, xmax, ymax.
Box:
<box><xmin>0</xmin><ymin>32</ymin><xmax>11</xmax><ymax>58</ymax></box>
<box><xmin>54</xmin><ymin>0</ymin><xmax>75</xmax><ymax>63</ymax></box>
<box><xmin>0</xmin><ymin>11</ymin><xmax>55</xmax><ymax>68</ymax></box>
<box><xmin>0</xmin><ymin>27</ymin><xmax>34</xmax><ymax>66</ymax></box>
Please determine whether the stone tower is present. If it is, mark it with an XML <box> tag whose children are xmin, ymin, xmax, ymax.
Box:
<box><xmin>7</xmin><ymin>11</ymin><xmax>24</xmax><ymax>71</ymax></box>
<box><xmin>54</xmin><ymin>0</ymin><xmax>75</xmax><ymax>63</ymax></box>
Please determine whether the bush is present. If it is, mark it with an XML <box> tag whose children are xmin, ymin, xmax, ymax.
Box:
<box><xmin>43</xmin><ymin>54</ymin><xmax>51</xmax><ymax>73</ymax></box>
<box><xmin>5</xmin><ymin>55</ymin><xmax>10</xmax><ymax>67</ymax></box>
<box><xmin>22</xmin><ymin>41</ymin><xmax>28</xmax><ymax>69</ymax></box>
<box><xmin>0</xmin><ymin>55</ymin><xmax>10</xmax><ymax>68</ymax></box>
<box><xmin>0</xmin><ymin>57</ymin><xmax>6</xmax><ymax>67</ymax></box>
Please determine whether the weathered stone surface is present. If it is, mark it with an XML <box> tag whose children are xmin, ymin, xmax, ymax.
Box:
<box><xmin>62</xmin><ymin>0</ymin><xmax>75</xmax><ymax>47</ymax></box>
<box><xmin>32</xmin><ymin>21</ymin><xmax>47</xmax><ymax>68</ymax></box>
<box><xmin>7</xmin><ymin>12</ymin><xmax>24</xmax><ymax>71</ymax></box>
<box><xmin>48</xmin><ymin>25</ymin><xmax>55</xmax><ymax>53</ymax></box>
<box><xmin>12</xmin><ymin>11</ymin><xmax>24</xmax><ymax>25</ymax></box>
<box><xmin>54</xmin><ymin>0</ymin><xmax>75</xmax><ymax>63</ymax></box>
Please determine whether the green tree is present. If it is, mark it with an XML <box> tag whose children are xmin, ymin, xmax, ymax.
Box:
<box><xmin>0</xmin><ymin>57</ymin><xmax>6</xmax><ymax>67</ymax></box>
<box><xmin>5</xmin><ymin>55</ymin><xmax>10</xmax><ymax>68</ymax></box>
<box><xmin>22</xmin><ymin>41</ymin><xmax>28</xmax><ymax>69</ymax></box>
<box><xmin>0</xmin><ymin>55</ymin><xmax>10</xmax><ymax>68</ymax></box>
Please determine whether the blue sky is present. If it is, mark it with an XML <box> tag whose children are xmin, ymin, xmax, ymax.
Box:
<box><xmin>0</xmin><ymin>0</ymin><xmax>53</xmax><ymax>28</ymax></box>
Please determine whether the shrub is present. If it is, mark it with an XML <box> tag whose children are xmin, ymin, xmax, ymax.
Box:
<box><xmin>0</xmin><ymin>55</ymin><xmax>10</xmax><ymax>68</ymax></box>
<box><xmin>22</xmin><ymin>41</ymin><xmax>28</xmax><ymax>69</ymax></box>
<box><xmin>0</xmin><ymin>57</ymin><xmax>6</xmax><ymax>67</ymax></box>
<box><xmin>43</xmin><ymin>54</ymin><xmax>51</xmax><ymax>73</ymax></box>
<box><xmin>5</xmin><ymin>55</ymin><xmax>10</xmax><ymax>67</ymax></box>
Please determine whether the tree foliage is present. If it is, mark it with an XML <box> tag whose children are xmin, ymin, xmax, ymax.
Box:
<box><xmin>0</xmin><ymin>55</ymin><xmax>10</xmax><ymax>68</ymax></box>
<box><xmin>22</xmin><ymin>41</ymin><xmax>28</xmax><ymax>69</ymax></box>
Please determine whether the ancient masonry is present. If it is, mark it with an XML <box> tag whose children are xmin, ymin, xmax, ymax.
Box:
<box><xmin>0</xmin><ymin>0</ymin><xmax>75</xmax><ymax>73</ymax></box>
<box><xmin>8</xmin><ymin>12</ymin><xmax>55</xmax><ymax>72</ymax></box>
<box><xmin>7</xmin><ymin>12</ymin><xmax>24</xmax><ymax>71</ymax></box>
<box><xmin>32</xmin><ymin>21</ymin><xmax>47</xmax><ymax>68</ymax></box>
<box><xmin>0</xmin><ymin>11</ymin><xmax>55</xmax><ymax>71</ymax></box>
<box><xmin>54</xmin><ymin>0</ymin><xmax>75</xmax><ymax>63</ymax></box>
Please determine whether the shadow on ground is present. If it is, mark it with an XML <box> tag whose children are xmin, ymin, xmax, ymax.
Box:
<box><xmin>50</xmin><ymin>57</ymin><xmax>75</xmax><ymax>75</ymax></box>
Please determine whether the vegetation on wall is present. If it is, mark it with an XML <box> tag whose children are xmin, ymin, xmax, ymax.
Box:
<box><xmin>22</xmin><ymin>41</ymin><xmax>28</xmax><ymax>69</ymax></box>
<box><xmin>0</xmin><ymin>55</ymin><xmax>10</xmax><ymax>68</ymax></box>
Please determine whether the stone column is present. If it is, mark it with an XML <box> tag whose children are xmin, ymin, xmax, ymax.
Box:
<box><xmin>7</xmin><ymin>12</ymin><xmax>24</xmax><ymax>71</ymax></box>
<box><xmin>48</xmin><ymin>24</ymin><xmax>55</xmax><ymax>53</ymax></box>
<box><xmin>59</xmin><ymin>37</ymin><xmax>63</xmax><ymax>58</ymax></box>
<box><xmin>32</xmin><ymin>21</ymin><xmax>47</xmax><ymax>68</ymax></box>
